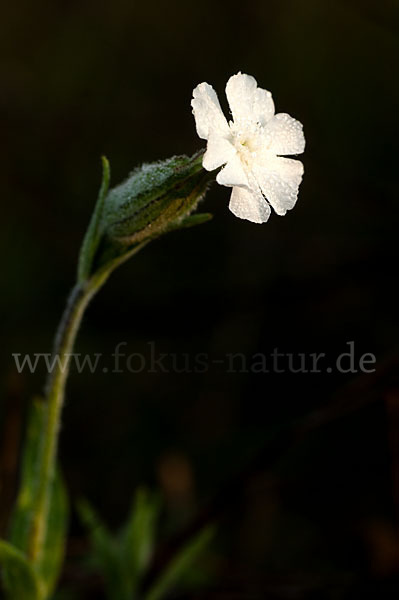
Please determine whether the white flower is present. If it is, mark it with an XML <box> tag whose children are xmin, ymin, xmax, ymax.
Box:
<box><xmin>191</xmin><ymin>72</ymin><xmax>305</xmax><ymax>224</ymax></box>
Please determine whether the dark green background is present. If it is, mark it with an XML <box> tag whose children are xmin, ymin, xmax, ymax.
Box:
<box><xmin>1</xmin><ymin>0</ymin><xmax>398</xmax><ymax>598</ymax></box>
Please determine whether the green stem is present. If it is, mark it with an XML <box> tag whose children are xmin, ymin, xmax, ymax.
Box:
<box><xmin>27</xmin><ymin>242</ymin><xmax>148</xmax><ymax>565</ymax></box>
<box><xmin>27</xmin><ymin>279</ymin><xmax>98</xmax><ymax>564</ymax></box>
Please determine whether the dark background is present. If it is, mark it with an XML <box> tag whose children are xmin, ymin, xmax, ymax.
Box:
<box><xmin>1</xmin><ymin>0</ymin><xmax>399</xmax><ymax>598</ymax></box>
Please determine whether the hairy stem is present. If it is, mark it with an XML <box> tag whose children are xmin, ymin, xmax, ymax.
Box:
<box><xmin>27</xmin><ymin>242</ymin><xmax>148</xmax><ymax>565</ymax></box>
<box><xmin>28</xmin><ymin>280</ymin><xmax>98</xmax><ymax>564</ymax></box>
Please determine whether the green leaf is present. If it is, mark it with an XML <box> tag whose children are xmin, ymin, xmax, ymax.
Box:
<box><xmin>78</xmin><ymin>156</ymin><xmax>111</xmax><ymax>282</ymax></box>
<box><xmin>0</xmin><ymin>539</ymin><xmax>41</xmax><ymax>600</ymax></box>
<box><xmin>78</xmin><ymin>491</ymin><xmax>161</xmax><ymax>600</ymax></box>
<box><xmin>144</xmin><ymin>526</ymin><xmax>214</xmax><ymax>600</ymax></box>
<box><xmin>79</xmin><ymin>493</ymin><xmax>213</xmax><ymax>600</ymax></box>
<box><xmin>37</xmin><ymin>471</ymin><xmax>68</xmax><ymax>599</ymax></box>
<box><xmin>9</xmin><ymin>398</ymin><xmax>46</xmax><ymax>552</ymax></box>
<box><xmin>78</xmin><ymin>499</ymin><xmax>126</xmax><ymax>600</ymax></box>
<box><xmin>9</xmin><ymin>398</ymin><xmax>69</xmax><ymax>599</ymax></box>
<box><xmin>120</xmin><ymin>488</ymin><xmax>161</xmax><ymax>596</ymax></box>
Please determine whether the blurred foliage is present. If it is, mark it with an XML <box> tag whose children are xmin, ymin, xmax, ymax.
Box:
<box><xmin>78</xmin><ymin>489</ymin><xmax>213</xmax><ymax>600</ymax></box>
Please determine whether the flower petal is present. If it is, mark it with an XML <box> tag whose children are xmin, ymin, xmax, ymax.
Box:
<box><xmin>228</xmin><ymin>185</ymin><xmax>271</xmax><ymax>224</ymax></box>
<box><xmin>226</xmin><ymin>72</ymin><xmax>274</xmax><ymax>127</ymax></box>
<box><xmin>192</xmin><ymin>82</ymin><xmax>230</xmax><ymax>140</ymax></box>
<box><xmin>203</xmin><ymin>135</ymin><xmax>235</xmax><ymax>171</ymax></box>
<box><xmin>216</xmin><ymin>154</ymin><xmax>249</xmax><ymax>187</ymax></box>
<box><xmin>262</xmin><ymin>113</ymin><xmax>305</xmax><ymax>155</ymax></box>
<box><xmin>252</xmin><ymin>157</ymin><xmax>304</xmax><ymax>216</ymax></box>
<box><xmin>253</xmin><ymin>87</ymin><xmax>275</xmax><ymax>126</ymax></box>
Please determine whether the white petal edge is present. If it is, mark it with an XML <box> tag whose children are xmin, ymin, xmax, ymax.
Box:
<box><xmin>228</xmin><ymin>185</ymin><xmax>271</xmax><ymax>224</ymax></box>
<box><xmin>262</xmin><ymin>113</ymin><xmax>305</xmax><ymax>156</ymax></box>
<box><xmin>203</xmin><ymin>135</ymin><xmax>235</xmax><ymax>171</ymax></box>
<box><xmin>253</xmin><ymin>87</ymin><xmax>275</xmax><ymax>126</ymax></box>
<box><xmin>226</xmin><ymin>72</ymin><xmax>275</xmax><ymax>127</ymax></box>
<box><xmin>252</xmin><ymin>157</ymin><xmax>304</xmax><ymax>216</ymax></box>
<box><xmin>191</xmin><ymin>82</ymin><xmax>230</xmax><ymax>140</ymax></box>
<box><xmin>216</xmin><ymin>154</ymin><xmax>249</xmax><ymax>188</ymax></box>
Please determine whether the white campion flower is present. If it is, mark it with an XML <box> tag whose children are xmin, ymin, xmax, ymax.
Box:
<box><xmin>191</xmin><ymin>72</ymin><xmax>305</xmax><ymax>224</ymax></box>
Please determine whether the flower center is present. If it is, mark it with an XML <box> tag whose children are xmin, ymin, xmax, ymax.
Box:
<box><xmin>233</xmin><ymin>134</ymin><xmax>258</xmax><ymax>167</ymax></box>
<box><xmin>230</xmin><ymin>122</ymin><xmax>261</xmax><ymax>162</ymax></box>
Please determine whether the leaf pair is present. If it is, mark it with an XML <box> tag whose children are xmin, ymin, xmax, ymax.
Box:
<box><xmin>79</xmin><ymin>489</ymin><xmax>214</xmax><ymax>600</ymax></box>
<box><xmin>78</xmin><ymin>489</ymin><xmax>159</xmax><ymax>600</ymax></box>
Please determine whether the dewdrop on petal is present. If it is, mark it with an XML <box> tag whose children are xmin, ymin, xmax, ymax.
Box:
<box><xmin>191</xmin><ymin>72</ymin><xmax>305</xmax><ymax>224</ymax></box>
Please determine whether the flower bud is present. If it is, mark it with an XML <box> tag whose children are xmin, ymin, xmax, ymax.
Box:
<box><xmin>78</xmin><ymin>152</ymin><xmax>212</xmax><ymax>281</ymax></box>
<box><xmin>101</xmin><ymin>151</ymin><xmax>210</xmax><ymax>245</ymax></box>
